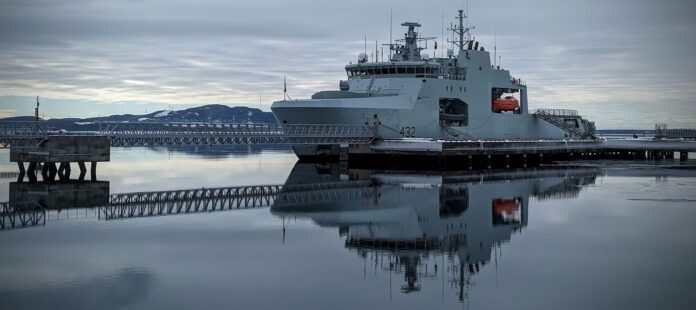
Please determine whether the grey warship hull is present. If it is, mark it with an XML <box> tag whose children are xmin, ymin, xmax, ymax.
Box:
<box><xmin>271</xmin><ymin>11</ymin><xmax>595</xmax><ymax>158</ymax></box>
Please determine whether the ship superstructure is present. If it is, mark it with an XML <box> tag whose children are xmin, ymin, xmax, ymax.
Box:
<box><xmin>271</xmin><ymin>10</ymin><xmax>596</xmax><ymax>158</ymax></box>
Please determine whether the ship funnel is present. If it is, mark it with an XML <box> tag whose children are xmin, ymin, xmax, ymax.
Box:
<box><xmin>447</xmin><ymin>48</ymin><xmax>454</xmax><ymax>58</ymax></box>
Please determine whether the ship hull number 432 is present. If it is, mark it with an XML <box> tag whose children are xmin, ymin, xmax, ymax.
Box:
<box><xmin>400</xmin><ymin>126</ymin><xmax>416</xmax><ymax>138</ymax></box>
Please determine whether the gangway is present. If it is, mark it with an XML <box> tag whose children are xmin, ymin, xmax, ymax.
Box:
<box><xmin>534</xmin><ymin>109</ymin><xmax>590</xmax><ymax>139</ymax></box>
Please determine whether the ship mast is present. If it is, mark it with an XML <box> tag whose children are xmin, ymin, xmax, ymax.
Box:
<box><xmin>448</xmin><ymin>9</ymin><xmax>474</xmax><ymax>51</ymax></box>
<box><xmin>458</xmin><ymin>9</ymin><xmax>464</xmax><ymax>51</ymax></box>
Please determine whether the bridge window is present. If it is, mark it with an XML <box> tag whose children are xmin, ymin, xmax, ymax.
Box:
<box><xmin>347</xmin><ymin>65</ymin><xmax>441</xmax><ymax>78</ymax></box>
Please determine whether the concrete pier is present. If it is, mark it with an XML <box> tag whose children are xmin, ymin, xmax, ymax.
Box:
<box><xmin>10</xmin><ymin>135</ymin><xmax>110</xmax><ymax>182</ymax></box>
<box><xmin>345</xmin><ymin>139</ymin><xmax>696</xmax><ymax>168</ymax></box>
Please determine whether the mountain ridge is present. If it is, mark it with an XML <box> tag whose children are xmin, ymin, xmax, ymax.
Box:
<box><xmin>0</xmin><ymin>104</ymin><xmax>278</xmax><ymax>131</ymax></box>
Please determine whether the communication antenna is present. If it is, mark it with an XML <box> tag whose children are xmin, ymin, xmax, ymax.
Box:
<box><xmin>466</xmin><ymin>0</ymin><xmax>469</xmax><ymax>28</ymax></box>
<box><xmin>283</xmin><ymin>76</ymin><xmax>291</xmax><ymax>100</ymax></box>
<box><xmin>494</xmin><ymin>27</ymin><xmax>497</xmax><ymax>67</ymax></box>
<box><xmin>35</xmin><ymin>96</ymin><xmax>40</xmax><ymax>121</ymax></box>
<box><xmin>364</xmin><ymin>34</ymin><xmax>367</xmax><ymax>56</ymax></box>
<box><xmin>389</xmin><ymin>9</ymin><xmax>393</xmax><ymax>59</ymax></box>
<box><xmin>375</xmin><ymin>40</ymin><xmax>378</xmax><ymax>63</ymax></box>
<box><xmin>441</xmin><ymin>11</ymin><xmax>444</xmax><ymax>58</ymax></box>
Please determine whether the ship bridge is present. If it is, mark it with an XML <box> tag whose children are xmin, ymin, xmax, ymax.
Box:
<box><xmin>343</xmin><ymin>14</ymin><xmax>479</xmax><ymax>82</ymax></box>
<box><xmin>345</xmin><ymin>62</ymin><xmax>442</xmax><ymax>79</ymax></box>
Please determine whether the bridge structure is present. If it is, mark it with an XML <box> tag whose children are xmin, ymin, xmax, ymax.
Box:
<box><xmin>0</xmin><ymin>121</ymin><xmax>377</xmax><ymax>148</ymax></box>
<box><xmin>0</xmin><ymin>121</ymin><xmax>48</xmax><ymax>148</ymax></box>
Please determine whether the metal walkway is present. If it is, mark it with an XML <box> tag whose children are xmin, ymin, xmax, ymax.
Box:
<box><xmin>654</xmin><ymin>125</ymin><xmax>696</xmax><ymax>140</ymax></box>
<box><xmin>0</xmin><ymin>121</ymin><xmax>377</xmax><ymax>148</ymax></box>
<box><xmin>0</xmin><ymin>122</ymin><xmax>47</xmax><ymax>148</ymax></box>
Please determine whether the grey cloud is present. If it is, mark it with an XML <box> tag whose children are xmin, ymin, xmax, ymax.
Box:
<box><xmin>0</xmin><ymin>0</ymin><xmax>695</xmax><ymax>128</ymax></box>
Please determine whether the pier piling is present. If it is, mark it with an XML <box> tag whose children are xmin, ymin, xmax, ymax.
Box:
<box><xmin>9</xmin><ymin>135</ymin><xmax>109</xmax><ymax>182</ymax></box>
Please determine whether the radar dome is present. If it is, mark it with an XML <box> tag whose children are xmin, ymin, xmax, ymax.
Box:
<box><xmin>421</xmin><ymin>52</ymin><xmax>430</xmax><ymax>60</ymax></box>
<box><xmin>358</xmin><ymin>52</ymin><xmax>368</xmax><ymax>63</ymax></box>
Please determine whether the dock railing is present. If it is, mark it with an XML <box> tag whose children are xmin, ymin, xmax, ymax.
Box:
<box><xmin>534</xmin><ymin>109</ymin><xmax>579</xmax><ymax>117</ymax></box>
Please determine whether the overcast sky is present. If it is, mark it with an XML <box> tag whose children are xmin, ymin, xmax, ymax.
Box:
<box><xmin>1</xmin><ymin>0</ymin><xmax>695</xmax><ymax>128</ymax></box>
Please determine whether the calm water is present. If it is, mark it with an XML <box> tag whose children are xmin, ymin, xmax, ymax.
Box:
<box><xmin>1</xmin><ymin>147</ymin><xmax>695</xmax><ymax>310</ymax></box>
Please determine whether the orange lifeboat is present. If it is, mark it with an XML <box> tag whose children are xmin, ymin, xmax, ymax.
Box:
<box><xmin>492</xmin><ymin>199</ymin><xmax>520</xmax><ymax>214</ymax></box>
<box><xmin>492</xmin><ymin>96</ymin><xmax>519</xmax><ymax>112</ymax></box>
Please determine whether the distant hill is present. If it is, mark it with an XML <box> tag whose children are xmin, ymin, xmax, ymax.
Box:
<box><xmin>1</xmin><ymin>116</ymin><xmax>39</xmax><ymax>122</ymax></box>
<box><xmin>0</xmin><ymin>104</ymin><xmax>277</xmax><ymax>131</ymax></box>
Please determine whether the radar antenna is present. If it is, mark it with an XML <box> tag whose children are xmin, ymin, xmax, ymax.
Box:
<box><xmin>387</xmin><ymin>22</ymin><xmax>436</xmax><ymax>62</ymax></box>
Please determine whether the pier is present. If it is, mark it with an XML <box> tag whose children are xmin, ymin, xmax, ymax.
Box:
<box><xmin>347</xmin><ymin>138</ymin><xmax>696</xmax><ymax>168</ymax></box>
<box><xmin>1</xmin><ymin>120</ymin><xmax>695</xmax><ymax>179</ymax></box>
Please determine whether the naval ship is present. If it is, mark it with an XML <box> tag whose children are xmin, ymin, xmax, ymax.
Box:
<box><xmin>271</xmin><ymin>10</ymin><xmax>596</xmax><ymax>158</ymax></box>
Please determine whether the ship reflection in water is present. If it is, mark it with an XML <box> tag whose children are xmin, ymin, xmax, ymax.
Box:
<box><xmin>8</xmin><ymin>163</ymin><xmax>688</xmax><ymax>305</ymax></box>
<box><xmin>271</xmin><ymin>163</ymin><xmax>598</xmax><ymax>299</ymax></box>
